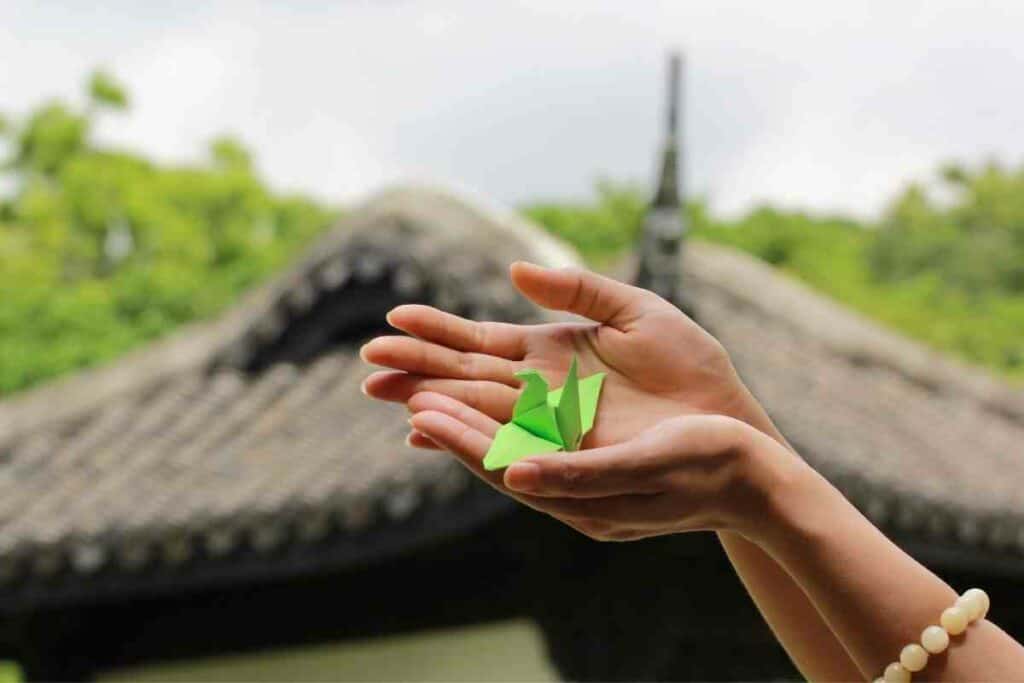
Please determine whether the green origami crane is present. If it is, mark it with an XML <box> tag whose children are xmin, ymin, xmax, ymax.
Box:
<box><xmin>483</xmin><ymin>356</ymin><xmax>605</xmax><ymax>471</ymax></box>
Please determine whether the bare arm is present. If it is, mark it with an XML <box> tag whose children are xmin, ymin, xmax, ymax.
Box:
<box><xmin>363</xmin><ymin>262</ymin><xmax>862</xmax><ymax>680</ymax></box>
<box><xmin>759</xmin><ymin>459</ymin><xmax>1024</xmax><ymax>681</ymax></box>
<box><xmin>719</xmin><ymin>388</ymin><xmax>863</xmax><ymax>681</ymax></box>
<box><xmin>406</xmin><ymin>396</ymin><xmax>1024</xmax><ymax>682</ymax></box>
<box><xmin>718</xmin><ymin>531</ymin><xmax>861</xmax><ymax>679</ymax></box>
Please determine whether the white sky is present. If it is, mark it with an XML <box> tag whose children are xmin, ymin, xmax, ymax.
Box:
<box><xmin>3</xmin><ymin>0</ymin><xmax>1023</xmax><ymax>217</ymax></box>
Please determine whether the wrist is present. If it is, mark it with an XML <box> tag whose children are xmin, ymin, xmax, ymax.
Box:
<box><xmin>727</xmin><ymin>424</ymin><xmax>824</xmax><ymax>547</ymax></box>
<box><xmin>710</xmin><ymin>369</ymin><xmax>792</xmax><ymax>452</ymax></box>
<box><xmin>755</xmin><ymin>447</ymin><xmax>843</xmax><ymax>559</ymax></box>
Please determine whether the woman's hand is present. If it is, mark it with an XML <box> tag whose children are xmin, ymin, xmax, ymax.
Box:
<box><xmin>362</xmin><ymin>261</ymin><xmax>779</xmax><ymax>452</ymax></box>
<box><xmin>405</xmin><ymin>390</ymin><xmax>799</xmax><ymax>543</ymax></box>
<box><xmin>362</xmin><ymin>261</ymin><xmax>867</xmax><ymax>679</ymax></box>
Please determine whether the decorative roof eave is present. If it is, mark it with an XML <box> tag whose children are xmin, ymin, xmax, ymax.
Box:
<box><xmin>0</xmin><ymin>472</ymin><xmax>515</xmax><ymax>612</ymax></box>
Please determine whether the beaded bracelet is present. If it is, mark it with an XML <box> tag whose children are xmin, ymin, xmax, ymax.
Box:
<box><xmin>876</xmin><ymin>588</ymin><xmax>990</xmax><ymax>682</ymax></box>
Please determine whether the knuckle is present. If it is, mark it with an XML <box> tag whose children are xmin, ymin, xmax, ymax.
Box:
<box><xmin>473</xmin><ymin>322</ymin><xmax>490</xmax><ymax>351</ymax></box>
<box><xmin>705</xmin><ymin>335</ymin><xmax>730</xmax><ymax>363</ymax></box>
<box><xmin>453</xmin><ymin>423</ymin><xmax>475</xmax><ymax>452</ymax></box>
<box><xmin>551</xmin><ymin>461</ymin><xmax>593</xmax><ymax>492</ymax></box>
<box><xmin>564</xmin><ymin>268</ymin><xmax>587</xmax><ymax>310</ymax></box>
<box><xmin>455</xmin><ymin>351</ymin><xmax>476</xmax><ymax>376</ymax></box>
<box><xmin>467</xmin><ymin>381</ymin><xmax>482</xmax><ymax>410</ymax></box>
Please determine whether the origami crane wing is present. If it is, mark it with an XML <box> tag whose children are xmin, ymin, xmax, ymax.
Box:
<box><xmin>483</xmin><ymin>355</ymin><xmax>605</xmax><ymax>471</ymax></box>
<box><xmin>548</xmin><ymin>372</ymin><xmax>605</xmax><ymax>437</ymax></box>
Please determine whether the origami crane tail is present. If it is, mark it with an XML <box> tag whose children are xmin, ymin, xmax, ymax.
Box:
<box><xmin>482</xmin><ymin>423</ymin><xmax>563</xmax><ymax>471</ymax></box>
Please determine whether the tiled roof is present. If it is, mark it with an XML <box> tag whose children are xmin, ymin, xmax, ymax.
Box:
<box><xmin>2</xmin><ymin>186</ymin><xmax>1023</xmax><ymax>596</ymax></box>
<box><xmin>0</xmin><ymin>186</ymin><xmax>576</xmax><ymax>594</ymax></box>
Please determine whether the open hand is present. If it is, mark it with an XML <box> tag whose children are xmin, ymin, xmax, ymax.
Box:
<box><xmin>362</xmin><ymin>262</ymin><xmax>776</xmax><ymax>452</ymax></box>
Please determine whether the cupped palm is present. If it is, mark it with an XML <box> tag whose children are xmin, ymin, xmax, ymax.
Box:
<box><xmin>362</xmin><ymin>262</ymin><xmax>762</xmax><ymax>450</ymax></box>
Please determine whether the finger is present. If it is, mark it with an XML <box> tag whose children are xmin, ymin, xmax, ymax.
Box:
<box><xmin>361</xmin><ymin>336</ymin><xmax>520</xmax><ymax>385</ymax></box>
<box><xmin>503</xmin><ymin>438</ymin><xmax>667</xmax><ymax>498</ymax></box>
<box><xmin>406</xmin><ymin>430</ymin><xmax>442</xmax><ymax>450</ymax></box>
<box><xmin>361</xmin><ymin>372</ymin><xmax>516</xmax><ymax>421</ymax></box>
<box><xmin>510</xmin><ymin>261</ymin><xmax>661</xmax><ymax>331</ymax></box>
<box><xmin>408</xmin><ymin>411</ymin><xmax>505</xmax><ymax>488</ymax></box>
<box><xmin>386</xmin><ymin>305</ymin><xmax>528</xmax><ymax>360</ymax></box>
<box><xmin>407</xmin><ymin>391</ymin><xmax>501</xmax><ymax>438</ymax></box>
<box><xmin>408</xmin><ymin>410</ymin><xmax>660</xmax><ymax>527</ymax></box>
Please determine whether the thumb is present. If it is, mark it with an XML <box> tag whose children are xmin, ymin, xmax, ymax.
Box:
<box><xmin>509</xmin><ymin>261</ymin><xmax>660</xmax><ymax>331</ymax></box>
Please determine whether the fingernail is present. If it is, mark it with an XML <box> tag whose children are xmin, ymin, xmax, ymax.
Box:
<box><xmin>505</xmin><ymin>462</ymin><xmax>541</xmax><ymax>491</ymax></box>
<box><xmin>404</xmin><ymin>433</ymin><xmax>415</xmax><ymax>447</ymax></box>
<box><xmin>360</xmin><ymin>380</ymin><xmax>369</xmax><ymax>396</ymax></box>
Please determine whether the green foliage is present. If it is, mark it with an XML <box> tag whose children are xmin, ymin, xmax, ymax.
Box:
<box><xmin>869</xmin><ymin>161</ymin><xmax>1024</xmax><ymax>296</ymax></box>
<box><xmin>0</xmin><ymin>661</ymin><xmax>22</xmax><ymax>683</ymax></box>
<box><xmin>88</xmin><ymin>69</ymin><xmax>129</xmax><ymax>110</ymax></box>
<box><xmin>13</xmin><ymin>103</ymin><xmax>90</xmax><ymax>176</ymax></box>
<box><xmin>210</xmin><ymin>135</ymin><xmax>253</xmax><ymax>172</ymax></box>
<box><xmin>525</xmin><ymin>179</ymin><xmax>1024</xmax><ymax>382</ymax></box>
<box><xmin>0</xmin><ymin>75</ymin><xmax>335</xmax><ymax>395</ymax></box>
<box><xmin>3</xmin><ymin>71</ymin><xmax>1022</xmax><ymax>395</ymax></box>
<box><xmin>522</xmin><ymin>179</ymin><xmax>647</xmax><ymax>266</ymax></box>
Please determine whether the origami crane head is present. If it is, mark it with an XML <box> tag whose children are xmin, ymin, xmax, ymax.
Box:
<box><xmin>482</xmin><ymin>356</ymin><xmax>606</xmax><ymax>471</ymax></box>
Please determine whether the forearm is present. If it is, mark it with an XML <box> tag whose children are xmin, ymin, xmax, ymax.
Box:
<box><xmin>717</xmin><ymin>531</ymin><xmax>863</xmax><ymax>680</ymax></box>
<box><xmin>760</xmin><ymin>461</ymin><xmax>1024</xmax><ymax>680</ymax></box>
<box><xmin>716</xmin><ymin>391</ymin><xmax>862</xmax><ymax>680</ymax></box>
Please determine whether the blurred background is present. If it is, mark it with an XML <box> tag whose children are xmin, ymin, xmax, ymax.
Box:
<box><xmin>2</xmin><ymin>1</ymin><xmax>1024</xmax><ymax>681</ymax></box>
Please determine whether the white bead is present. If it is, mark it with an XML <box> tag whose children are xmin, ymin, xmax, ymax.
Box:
<box><xmin>884</xmin><ymin>662</ymin><xmax>912</xmax><ymax>682</ymax></box>
<box><xmin>958</xmin><ymin>588</ymin><xmax>990</xmax><ymax>621</ymax></box>
<box><xmin>941</xmin><ymin>605</ymin><xmax>969</xmax><ymax>635</ymax></box>
<box><xmin>900</xmin><ymin>643</ymin><xmax>929</xmax><ymax>672</ymax></box>
<box><xmin>921</xmin><ymin>624</ymin><xmax>950</xmax><ymax>654</ymax></box>
<box><xmin>955</xmin><ymin>595</ymin><xmax>977</xmax><ymax>621</ymax></box>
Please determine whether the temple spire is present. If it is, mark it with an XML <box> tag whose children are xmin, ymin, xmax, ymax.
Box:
<box><xmin>635</xmin><ymin>52</ymin><xmax>689</xmax><ymax>309</ymax></box>
<box><xmin>654</xmin><ymin>53</ymin><xmax>681</xmax><ymax>207</ymax></box>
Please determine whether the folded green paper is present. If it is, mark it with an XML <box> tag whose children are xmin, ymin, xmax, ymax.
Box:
<box><xmin>482</xmin><ymin>356</ymin><xmax>605</xmax><ymax>471</ymax></box>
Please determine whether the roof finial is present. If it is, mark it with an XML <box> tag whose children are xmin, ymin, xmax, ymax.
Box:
<box><xmin>635</xmin><ymin>51</ymin><xmax>689</xmax><ymax>310</ymax></box>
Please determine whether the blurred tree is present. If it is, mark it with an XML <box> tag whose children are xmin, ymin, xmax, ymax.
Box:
<box><xmin>525</xmin><ymin>175</ymin><xmax>1024</xmax><ymax>381</ymax></box>
<box><xmin>523</xmin><ymin>179</ymin><xmax>646</xmax><ymax>265</ymax></box>
<box><xmin>210</xmin><ymin>136</ymin><xmax>253</xmax><ymax>172</ymax></box>
<box><xmin>0</xmin><ymin>72</ymin><xmax>335</xmax><ymax>395</ymax></box>
<box><xmin>12</xmin><ymin>103</ymin><xmax>90</xmax><ymax>177</ymax></box>
<box><xmin>3</xmin><ymin>71</ymin><xmax>1022</xmax><ymax>393</ymax></box>
<box><xmin>869</xmin><ymin>162</ymin><xmax>1024</xmax><ymax>296</ymax></box>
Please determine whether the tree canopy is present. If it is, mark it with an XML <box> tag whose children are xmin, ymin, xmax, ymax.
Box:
<box><xmin>2</xmin><ymin>72</ymin><xmax>1022</xmax><ymax>394</ymax></box>
<box><xmin>0</xmin><ymin>72</ymin><xmax>335</xmax><ymax>394</ymax></box>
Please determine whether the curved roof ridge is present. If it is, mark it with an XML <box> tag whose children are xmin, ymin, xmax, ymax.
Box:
<box><xmin>0</xmin><ymin>183</ymin><xmax>580</xmax><ymax>444</ymax></box>
<box><xmin>687</xmin><ymin>241</ymin><xmax>1024</xmax><ymax>423</ymax></box>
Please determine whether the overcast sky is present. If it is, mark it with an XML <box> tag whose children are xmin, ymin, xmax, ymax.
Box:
<box><xmin>3</xmin><ymin>1</ymin><xmax>1023</xmax><ymax>217</ymax></box>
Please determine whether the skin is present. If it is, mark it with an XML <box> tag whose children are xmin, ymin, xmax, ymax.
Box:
<box><xmin>361</xmin><ymin>262</ymin><xmax>1024</xmax><ymax>681</ymax></box>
